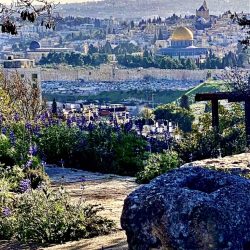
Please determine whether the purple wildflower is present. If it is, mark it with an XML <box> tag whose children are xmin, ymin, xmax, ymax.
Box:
<box><xmin>1</xmin><ymin>127</ymin><xmax>7</xmax><ymax>135</ymax></box>
<box><xmin>79</xmin><ymin>177</ymin><xmax>86</xmax><ymax>189</ymax></box>
<box><xmin>14</xmin><ymin>113</ymin><xmax>20</xmax><ymax>122</ymax></box>
<box><xmin>9</xmin><ymin>131</ymin><xmax>15</xmax><ymax>145</ymax></box>
<box><xmin>33</xmin><ymin>125</ymin><xmax>41</xmax><ymax>137</ymax></box>
<box><xmin>40</xmin><ymin>114</ymin><xmax>46</xmax><ymax>123</ymax></box>
<box><xmin>2</xmin><ymin>207</ymin><xmax>11</xmax><ymax>217</ymax></box>
<box><xmin>67</xmin><ymin>117</ymin><xmax>72</xmax><ymax>127</ymax></box>
<box><xmin>28</xmin><ymin>145</ymin><xmax>34</xmax><ymax>155</ymax></box>
<box><xmin>28</xmin><ymin>145</ymin><xmax>37</xmax><ymax>156</ymax></box>
<box><xmin>71</xmin><ymin>116</ymin><xmax>76</xmax><ymax>122</ymax></box>
<box><xmin>19</xmin><ymin>179</ymin><xmax>31</xmax><ymax>193</ymax></box>
<box><xmin>25</xmin><ymin>159</ymin><xmax>33</xmax><ymax>169</ymax></box>
<box><xmin>79</xmin><ymin>177</ymin><xmax>86</xmax><ymax>182</ymax></box>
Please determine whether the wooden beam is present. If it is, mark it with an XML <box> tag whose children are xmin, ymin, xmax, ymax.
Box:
<box><xmin>245</xmin><ymin>100</ymin><xmax>250</xmax><ymax>147</ymax></box>
<box><xmin>196</xmin><ymin>91</ymin><xmax>250</xmax><ymax>102</ymax></box>
<box><xmin>195</xmin><ymin>92</ymin><xmax>231</xmax><ymax>102</ymax></box>
<box><xmin>211</xmin><ymin>99</ymin><xmax>219</xmax><ymax>128</ymax></box>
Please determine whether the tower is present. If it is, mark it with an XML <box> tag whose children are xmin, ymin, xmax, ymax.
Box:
<box><xmin>196</xmin><ymin>1</ymin><xmax>210</xmax><ymax>20</ymax></box>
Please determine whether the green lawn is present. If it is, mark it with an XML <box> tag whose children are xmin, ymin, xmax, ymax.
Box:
<box><xmin>44</xmin><ymin>89</ymin><xmax>186</xmax><ymax>105</ymax></box>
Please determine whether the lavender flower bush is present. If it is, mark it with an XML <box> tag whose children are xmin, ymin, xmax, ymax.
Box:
<box><xmin>0</xmin><ymin>185</ymin><xmax>114</xmax><ymax>243</ymax></box>
<box><xmin>0</xmin><ymin>109</ymin><xmax>148</xmax><ymax>176</ymax></box>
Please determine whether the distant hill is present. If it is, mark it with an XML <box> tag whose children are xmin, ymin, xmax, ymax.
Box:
<box><xmin>58</xmin><ymin>0</ymin><xmax>250</xmax><ymax>19</ymax></box>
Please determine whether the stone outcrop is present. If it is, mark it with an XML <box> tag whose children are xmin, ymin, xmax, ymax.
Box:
<box><xmin>121</xmin><ymin>167</ymin><xmax>250</xmax><ymax>250</ymax></box>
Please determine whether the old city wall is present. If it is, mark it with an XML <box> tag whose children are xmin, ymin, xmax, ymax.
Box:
<box><xmin>41</xmin><ymin>66</ymin><xmax>224</xmax><ymax>82</ymax></box>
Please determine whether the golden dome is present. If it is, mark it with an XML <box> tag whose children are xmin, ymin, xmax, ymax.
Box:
<box><xmin>171</xmin><ymin>27</ymin><xmax>194</xmax><ymax>41</ymax></box>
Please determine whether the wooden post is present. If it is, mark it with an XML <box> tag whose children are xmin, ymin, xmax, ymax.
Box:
<box><xmin>211</xmin><ymin>99</ymin><xmax>219</xmax><ymax>129</ymax></box>
<box><xmin>245</xmin><ymin>100</ymin><xmax>250</xmax><ymax>147</ymax></box>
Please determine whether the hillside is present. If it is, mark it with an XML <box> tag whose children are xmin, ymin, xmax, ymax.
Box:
<box><xmin>184</xmin><ymin>79</ymin><xmax>225</xmax><ymax>101</ymax></box>
<box><xmin>58</xmin><ymin>0</ymin><xmax>249</xmax><ymax>18</ymax></box>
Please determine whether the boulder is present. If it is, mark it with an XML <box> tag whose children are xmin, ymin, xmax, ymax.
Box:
<box><xmin>121</xmin><ymin>167</ymin><xmax>250</xmax><ymax>250</ymax></box>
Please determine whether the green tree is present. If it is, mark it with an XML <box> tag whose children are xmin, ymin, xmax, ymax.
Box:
<box><xmin>52</xmin><ymin>98</ymin><xmax>57</xmax><ymax>115</ymax></box>
<box><xmin>136</xmin><ymin>150</ymin><xmax>181</xmax><ymax>183</ymax></box>
<box><xmin>158</xmin><ymin>29</ymin><xmax>164</xmax><ymax>40</ymax></box>
<box><xmin>88</xmin><ymin>44</ymin><xmax>98</xmax><ymax>54</ymax></box>
<box><xmin>185</xmin><ymin>58</ymin><xmax>197</xmax><ymax>70</ymax></box>
<box><xmin>101</xmin><ymin>41</ymin><xmax>113</xmax><ymax>54</ymax></box>
<box><xmin>154</xmin><ymin>104</ymin><xmax>194</xmax><ymax>132</ymax></box>
<box><xmin>179</xmin><ymin>95</ymin><xmax>190</xmax><ymax>110</ymax></box>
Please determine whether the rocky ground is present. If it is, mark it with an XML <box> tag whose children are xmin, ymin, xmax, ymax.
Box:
<box><xmin>2</xmin><ymin>153</ymin><xmax>250</xmax><ymax>250</ymax></box>
<box><xmin>182</xmin><ymin>152</ymin><xmax>250</xmax><ymax>175</ymax></box>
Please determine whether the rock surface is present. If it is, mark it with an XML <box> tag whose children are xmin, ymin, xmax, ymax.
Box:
<box><xmin>121</xmin><ymin>167</ymin><xmax>250</xmax><ymax>250</ymax></box>
<box><xmin>182</xmin><ymin>152</ymin><xmax>250</xmax><ymax>175</ymax></box>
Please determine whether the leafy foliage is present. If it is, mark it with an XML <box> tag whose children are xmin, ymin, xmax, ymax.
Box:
<box><xmin>0</xmin><ymin>185</ymin><xmax>114</xmax><ymax>243</ymax></box>
<box><xmin>174</xmin><ymin>103</ymin><xmax>246</xmax><ymax>162</ymax></box>
<box><xmin>136</xmin><ymin>150</ymin><xmax>181</xmax><ymax>183</ymax></box>
<box><xmin>231</xmin><ymin>12</ymin><xmax>250</xmax><ymax>48</ymax></box>
<box><xmin>154</xmin><ymin>104</ymin><xmax>194</xmax><ymax>132</ymax></box>
<box><xmin>0</xmin><ymin>0</ymin><xmax>57</xmax><ymax>35</ymax></box>
<box><xmin>0</xmin><ymin>71</ymin><xmax>42</xmax><ymax>120</ymax></box>
<box><xmin>40</xmin><ymin>52</ymin><xmax>108</xmax><ymax>67</ymax></box>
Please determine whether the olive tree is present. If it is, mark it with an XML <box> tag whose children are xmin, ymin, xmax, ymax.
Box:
<box><xmin>0</xmin><ymin>0</ymin><xmax>57</xmax><ymax>34</ymax></box>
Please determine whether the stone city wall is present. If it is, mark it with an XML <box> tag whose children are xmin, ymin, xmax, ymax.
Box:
<box><xmin>41</xmin><ymin>66</ymin><xmax>224</xmax><ymax>82</ymax></box>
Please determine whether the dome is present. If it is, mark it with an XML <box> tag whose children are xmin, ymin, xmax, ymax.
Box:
<box><xmin>29</xmin><ymin>41</ymin><xmax>41</xmax><ymax>50</ymax></box>
<box><xmin>171</xmin><ymin>27</ymin><xmax>194</xmax><ymax>41</ymax></box>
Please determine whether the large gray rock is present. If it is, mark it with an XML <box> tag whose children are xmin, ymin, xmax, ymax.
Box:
<box><xmin>121</xmin><ymin>167</ymin><xmax>250</xmax><ymax>250</ymax></box>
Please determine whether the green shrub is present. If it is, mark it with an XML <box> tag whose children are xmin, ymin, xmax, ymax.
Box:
<box><xmin>75</xmin><ymin>125</ymin><xmax>147</xmax><ymax>176</ymax></box>
<box><xmin>112</xmin><ymin>132</ymin><xmax>146</xmax><ymax>176</ymax></box>
<box><xmin>0</xmin><ymin>165</ymin><xmax>25</xmax><ymax>191</ymax></box>
<box><xmin>154</xmin><ymin>104</ymin><xmax>194</xmax><ymax>132</ymax></box>
<box><xmin>0</xmin><ymin>134</ymin><xmax>15</xmax><ymax>166</ymax></box>
<box><xmin>38</xmin><ymin>124</ymin><xmax>82</xmax><ymax>165</ymax></box>
<box><xmin>0</xmin><ymin>160</ymin><xmax>49</xmax><ymax>192</ymax></box>
<box><xmin>137</xmin><ymin>150</ymin><xmax>181</xmax><ymax>183</ymax></box>
<box><xmin>0</xmin><ymin>185</ymin><xmax>115</xmax><ymax>243</ymax></box>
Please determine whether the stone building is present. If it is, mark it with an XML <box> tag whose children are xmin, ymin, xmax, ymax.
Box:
<box><xmin>156</xmin><ymin>26</ymin><xmax>209</xmax><ymax>59</ymax></box>
<box><xmin>26</xmin><ymin>41</ymin><xmax>74</xmax><ymax>63</ymax></box>
<box><xmin>3</xmin><ymin>56</ymin><xmax>42</xmax><ymax>100</ymax></box>
<box><xmin>196</xmin><ymin>0</ymin><xmax>210</xmax><ymax>20</ymax></box>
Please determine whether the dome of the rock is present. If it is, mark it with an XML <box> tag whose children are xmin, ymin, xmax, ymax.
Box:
<box><xmin>171</xmin><ymin>27</ymin><xmax>194</xmax><ymax>41</ymax></box>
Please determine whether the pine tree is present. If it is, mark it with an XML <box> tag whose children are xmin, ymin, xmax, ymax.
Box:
<box><xmin>153</xmin><ymin>33</ymin><xmax>157</xmax><ymax>44</ymax></box>
<box><xmin>231</xmin><ymin>13</ymin><xmax>250</xmax><ymax>48</ymax></box>
<box><xmin>158</xmin><ymin>29</ymin><xmax>164</xmax><ymax>40</ymax></box>
<box><xmin>52</xmin><ymin>98</ymin><xmax>57</xmax><ymax>115</ymax></box>
<box><xmin>179</xmin><ymin>95</ymin><xmax>190</xmax><ymax>110</ymax></box>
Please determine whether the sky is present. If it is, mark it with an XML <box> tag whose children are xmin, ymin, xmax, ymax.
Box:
<box><xmin>3</xmin><ymin>0</ymin><xmax>103</xmax><ymax>3</ymax></box>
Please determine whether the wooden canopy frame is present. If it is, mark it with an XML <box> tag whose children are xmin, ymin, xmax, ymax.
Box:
<box><xmin>195</xmin><ymin>91</ymin><xmax>250</xmax><ymax>146</ymax></box>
